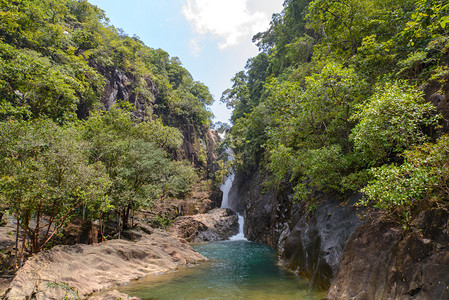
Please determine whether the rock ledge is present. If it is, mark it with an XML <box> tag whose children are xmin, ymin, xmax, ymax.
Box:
<box><xmin>4</xmin><ymin>229</ymin><xmax>205</xmax><ymax>299</ymax></box>
<box><xmin>169</xmin><ymin>208</ymin><xmax>239</xmax><ymax>242</ymax></box>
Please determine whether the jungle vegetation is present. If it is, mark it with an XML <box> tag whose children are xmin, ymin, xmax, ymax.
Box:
<box><xmin>222</xmin><ymin>0</ymin><xmax>449</xmax><ymax>224</ymax></box>
<box><xmin>0</xmin><ymin>0</ymin><xmax>213</xmax><ymax>267</ymax></box>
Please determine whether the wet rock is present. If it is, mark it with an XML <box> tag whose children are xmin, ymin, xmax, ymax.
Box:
<box><xmin>169</xmin><ymin>208</ymin><xmax>239</xmax><ymax>242</ymax></box>
<box><xmin>231</xmin><ymin>170</ymin><xmax>363</xmax><ymax>289</ymax></box>
<box><xmin>282</xmin><ymin>196</ymin><xmax>363</xmax><ymax>289</ymax></box>
<box><xmin>328</xmin><ymin>209</ymin><xmax>449</xmax><ymax>300</ymax></box>
<box><xmin>89</xmin><ymin>289</ymin><xmax>141</xmax><ymax>300</ymax></box>
<box><xmin>232</xmin><ymin>167</ymin><xmax>449</xmax><ymax>297</ymax></box>
<box><xmin>3</xmin><ymin>229</ymin><xmax>205</xmax><ymax>299</ymax></box>
<box><xmin>231</xmin><ymin>171</ymin><xmax>292</xmax><ymax>246</ymax></box>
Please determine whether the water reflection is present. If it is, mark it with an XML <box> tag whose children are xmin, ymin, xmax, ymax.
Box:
<box><xmin>119</xmin><ymin>240</ymin><xmax>326</xmax><ymax>300</ymax></box>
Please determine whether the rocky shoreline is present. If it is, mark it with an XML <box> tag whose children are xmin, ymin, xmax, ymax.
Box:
<box><xmin>0</xmin><ymin>207</ymin><xmax>240</xmax><ymax>300</ymax></box>
<box><xmin>3</xmin><ymin>229</ymin><xmax>205</xmax><ymax>299</ymax></box>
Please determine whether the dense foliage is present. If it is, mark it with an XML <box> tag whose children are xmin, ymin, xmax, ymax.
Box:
<box><xmin>0</xmin><ymin>0</ymin><xmax>213</xmax><ymax>127</ymax></box>
<box><xmin>0</xmin><ymin>0</ymin><xmax>213</xmax><ymax>266</ymax></box>
<box><xmin>224</xmin><ymin>0</ymin><xmax>449</xmax><ymax>220</ymax></box>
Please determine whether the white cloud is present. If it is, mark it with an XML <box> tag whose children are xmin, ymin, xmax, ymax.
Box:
<box><xmin>182</xmin><ymin>0</ymin><xmax>270</xmax><ymax>50</ymax></box>
<box><xmin>189</xmin><ymin>39</ymin><xmax>202</xmax><ymax>56</ymax></box>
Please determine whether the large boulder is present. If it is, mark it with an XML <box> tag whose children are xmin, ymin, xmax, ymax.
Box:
<box><xmin>281</xmin><ymin>196</ymin><xmax>363</xmax><ymax>290</ymax></box>
<box><xmin>3</xmin><ymin>229</ymin><xmax>205</xmax><ymax>299</ymax></box>
<box><xmin>328</xmin><ymin>208</ymin><xmax>449</xmax><ymax>300</ymax></box>
<box><xmin>169</xmin><ymin>208</ymin><xmax>239</xmax><ymax>242</ymax></box>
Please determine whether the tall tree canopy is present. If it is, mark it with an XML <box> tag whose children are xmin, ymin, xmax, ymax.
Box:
<box><xmin>224</xmin><ymin>0</ymin><xmax>449</xmax><ymax>222</ymax></box>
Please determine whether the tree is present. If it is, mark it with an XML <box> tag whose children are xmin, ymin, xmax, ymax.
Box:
<box><xmin>262</xmin><ymin>62</ymin><xmax>368</xmax><ymax>198</ymax></box>
<box><xmin>360</xmin><ymin>135</ymin><xmax>449</xmax><ymax>224</ymax></box>
<box><xmin>0</xmin><ymin>43</ymin><xmax>79</xmax><ymax>123</ymax></box>
<box><xmin>221</xmin><ymin>71</ymin><xmax>251</xmax><ymax>123</ymax></box>
<box><xmin>350</xmin><ymin>82</ymin><xmax>438</xmax><ymax>166</ymax></box>
<box><xmin>82</xmin><ymin>105</ymin><xmax>198</xmax><ymax>229</ymax></box>
<box><xmin>0</xmin><ymin>119</ymin><xmax>110</xmax><ymax>266</ymax></box>
<box><xmin>307</xmin><ymin>0</ymin><xmax>373</xmax><ymax>56</ymax></box>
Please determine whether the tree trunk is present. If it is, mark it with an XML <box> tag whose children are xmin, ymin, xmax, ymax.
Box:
<box><xmin>33</xmin><ymin>199</ymin><xmax>44</xmax><ymax>254</ymax></box>
<box><xmin>19</xmin><ymin>214</ymin><xmax>29</xmax><ymax>268</ymax></box>
<box><xmin>99</xmin><ymin>215</ymin><xmax>103</xmax><ymax>242</ymax></box>
<box><xmin>131</xmin><ymin>209</ymin><xmax>134</xmax><ymax>228</ymax></box>
<box><xmin>14</xmin><ymin>217</ymin><xmax>19</xmax><ymax>271</ymax></box>
<box><xmin>116</xmin><ymin>210</ymin><xmax>121</xmax><ymax>239</ymax></box>
<box><xmin>122</xmin><ymin>204</ymin><xmax>131</xmax><ymax>229</ymax></box>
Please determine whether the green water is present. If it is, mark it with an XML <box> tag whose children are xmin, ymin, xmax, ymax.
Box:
<box><xmin>119</xmin><ymin>240</ymin><xmax>326</xmax><ymax>300</ymax></box>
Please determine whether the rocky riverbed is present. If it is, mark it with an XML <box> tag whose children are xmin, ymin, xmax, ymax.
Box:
<box><xmin>0</xmin><ymin>207</ymin><xmax>242</xmax><ymax>300</ymax></box>
<box><xmin>2</xmin><ymin>229</ymin><xmax>206</xmax><ymax>299</ymax></box>
<box><xmin>168</xmin><ymin>208</ymin><xmax>239</xmax><ymax>242</ymax></box>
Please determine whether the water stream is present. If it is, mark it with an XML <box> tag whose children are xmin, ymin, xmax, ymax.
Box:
<box><xmin>119</xmin><ymin>240</ymin><xmax>325</xmax><ymax>299</ymax></box>
<box><xmin>219</xmin><ymin>173</ymin><xmax>234</xmax><ymax>210</ymax></box>
<box><xmin>118</xmin><ymin>173</ymin><xmax>325</xmax><ymax>299</ymax></box>
<box><xmin>220</xmin><ymin>173</ymin><xmax>245</xmax><ymax>241</ymax></box>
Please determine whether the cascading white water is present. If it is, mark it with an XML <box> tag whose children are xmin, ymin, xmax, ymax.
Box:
<box><xmin>219</xmin><ymin>173</ymin><xmax>234</xmax><ymax>209</ymax></box>
<box><xmin>220</xmin><ymin>173</ymin><xmax>246</xmax><ymax>241</ymax></box>
<box><xmin>230</xmin><ymin>214</ymin><xmax>245</xmax><ymax>241</ymax></box>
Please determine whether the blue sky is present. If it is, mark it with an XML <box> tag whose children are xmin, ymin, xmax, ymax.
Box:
<box><xmin>88</xmin><ymin>0</ymin><xmax>284</xmax><ymax>124</ymax></box>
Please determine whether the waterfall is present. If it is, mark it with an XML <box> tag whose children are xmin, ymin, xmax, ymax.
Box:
<box><xmin>220</xmin><ymin>173</ymin><xmax>246</xmax><ymax>241</ymax></box>
<box><xmin>229</xmin><ymin>214</ymin><xmax>245</xmax><ymax>241</ymax></box>
<box><xmin>219</xmin><ymin>173</ymin><xmax>234</xmax><ymax>209</ymax></box>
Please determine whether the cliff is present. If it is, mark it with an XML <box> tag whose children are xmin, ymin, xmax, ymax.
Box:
<box><xmin>230</xmin><ymin>170</ymin><xmax>362</xmax><ymax>290</ymax></box>
<box><xmin>328</xmin><ymin>209</ymin><xmax>449</xmax><ymax>299</ymax></box>
<box><xmin>86</xmin><ymin>61</ymin><xmax>219</xmax><ymax>176</ymax></box>
<box><xmin>231</xmin><ymin>168</ymin><xmax>449</xmax><ymax>298</ymax></box>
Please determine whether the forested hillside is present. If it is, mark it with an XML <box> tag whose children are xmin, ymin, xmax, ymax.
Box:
<box><xmin>224</xmin><ymin>0</ymin><xmax>449</xmax><ymax>224</ymax></box>
<box><xmin>222</xmin><ymin>0</ymin><xmax>449</xmax><ymax>297</ymax></box>
<box><xmin>0</xmin><ymin>0</ymin><xmax>215</xmax><ymax>266</ymax></box>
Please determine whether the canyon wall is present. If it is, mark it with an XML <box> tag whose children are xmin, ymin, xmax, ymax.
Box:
<box><xmin>231</xmin><ymin>169</ymin><xmax>449</xmax><ymax>298</ymax></box>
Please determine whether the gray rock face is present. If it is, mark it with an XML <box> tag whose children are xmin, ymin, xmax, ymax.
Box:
<box><xmin>92</xmin><ymin>63</ymin><xmax>159</xmax><ymax>120</ymax></box>
<box><xmin>231</xmin><ymin>171</ymin><xmax>292</xmax><ymax>246</ymax></box>
<box><xmin>281</xmin><ymin>196</ymin><xmax>363</xmax><ymax>289</ymax></box>
<box><xmin>328</xmin><ymin>208</ymin><xmax>449</xmax><ymax>300</ymax></box>
<box><xmin>233</xmin><ymin>167</ymin><xmax>449</xmax><ymax>298</ymax></box>
<box><xmin>3</xmin><ymin>230</ymin><xmax>205</xmax><ymax>299</ymax></box>
<box><xmin>82</xmin><ymin>61</ymin><xmax>219</xmax><ymax>173</ymax></box>
<box><xmin>169</xmin><ymin>208</ymin><xmax>239</xmax><ymax>242</ymax></box>
<box><xmin>230</xmin><ymin>170</ymin><xmax>362</xmax><ymax>290</ymax></box>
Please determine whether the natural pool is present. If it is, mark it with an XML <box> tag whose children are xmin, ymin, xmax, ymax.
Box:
<box><xmin>119</xmin><ymin>239</ymin><xmax>326</xmax><ymax>300</ymax></box>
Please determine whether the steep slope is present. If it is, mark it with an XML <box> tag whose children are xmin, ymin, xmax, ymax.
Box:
<box><xmin>0</xmin><ymin>0</ymin><xmax>221</xmax><ymax>280</ymax></box>
<box><xmin>223</xmin><ymin>0</ymin><xmax>449</xmax><ymax>297</ymax></box>
<box><xmin>0</xmin><ymin>0</ymin><xmax>217</xmax><ymax>173</ymax></box>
